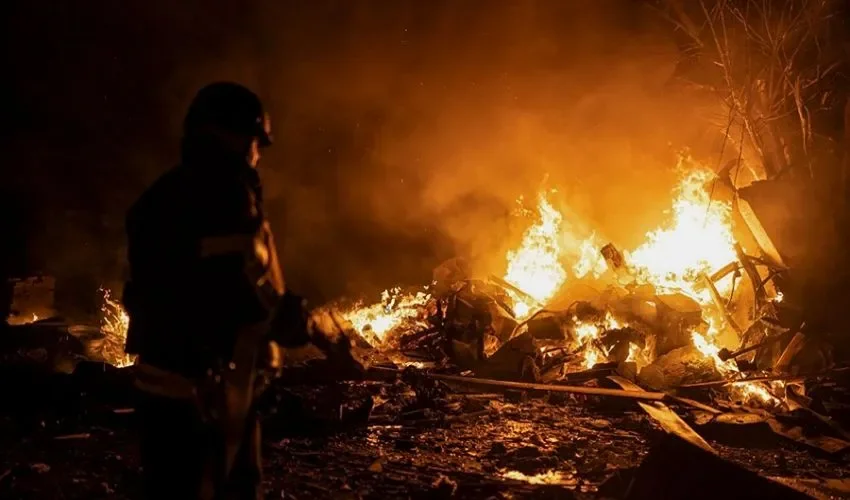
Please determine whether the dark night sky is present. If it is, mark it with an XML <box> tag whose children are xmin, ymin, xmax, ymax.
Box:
<box><xmin>2</xmin><ymin>1</ymin><xmax>847</xmax><ymax>311</ymax></box>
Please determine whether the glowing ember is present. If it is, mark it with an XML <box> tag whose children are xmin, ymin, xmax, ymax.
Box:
<box><xmin>341</xmin><ymin>287</ymin><xmax>431</xmax><ymax>346</ymax></box>
<box><xmin>503</xmin><ymin>190</ymin><xmax>567</xmax><ymax>319</ymax></box>
<box><xmin>627</xmin><ymin>166</ymin><xmax>737</xmax><ymax>303</ymax></box>
<box><xmin>500</xmin><ymin>469</ymin><xmax>569</xmax><ymax>485</ymax></box>
<box><xmin>99</xmin><ymin>287</ymin><xmax>135</xmax><ymax>368</ymax></box>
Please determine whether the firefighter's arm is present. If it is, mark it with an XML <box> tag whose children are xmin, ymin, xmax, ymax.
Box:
<box><xmin>269</xmin><ymin>292</ymin><xmax>365</xmax><ymax>375</ymax></box>
<box><xmin>268</xmin><ymin>291</ymin><xmax>312</xmax><ymax>348</ymax></box>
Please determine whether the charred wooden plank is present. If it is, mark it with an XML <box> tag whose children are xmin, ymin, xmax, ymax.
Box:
<box><xmin>425</xmin><ymin>372</ymin><xmax>667</xmax><ymax>401</ymax></box>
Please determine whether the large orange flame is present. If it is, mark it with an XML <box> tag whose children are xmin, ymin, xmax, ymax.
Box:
<box><xmin>502</xmin><ymin>191</ymin><xmax>567</xmax><ymax>319</ymax></box>
<box><xmin>622</xmin><ymin>161</ymin><xmax>778</xmax><ymax>405</ymax></box>
<box><xmin>627</xmin><ymin>168</ymin><xmax>737</xmax><ymax>303</ymax></box>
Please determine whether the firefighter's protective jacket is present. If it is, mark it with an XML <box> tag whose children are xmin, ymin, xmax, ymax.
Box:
<box><xmin>123</xmin><ymin>142</ymin><xmax>296</xmax><ymax>379</ymax></box>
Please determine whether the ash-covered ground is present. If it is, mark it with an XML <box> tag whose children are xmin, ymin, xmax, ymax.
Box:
<box><xmin>1</xmin><ymin>365</ymin><xmax>848</xmax><ymax>500</ymax></box>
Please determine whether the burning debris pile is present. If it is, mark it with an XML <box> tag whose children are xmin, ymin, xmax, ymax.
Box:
<box><xmin>2</xmin><ymin>158</ymin><xmax>849</xmax><ymax>498</ymax></box>
<box><xmin>1</xmin><ymin>284</ymin><xmax>134</xmax><ymax>371</ymax></box>
<box><xmin>331</xmin><ymin>155</ymin><xmax>848</xmax><ymax>448</ymax></box>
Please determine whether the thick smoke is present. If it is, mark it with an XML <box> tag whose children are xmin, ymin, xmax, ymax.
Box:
<box><xmin>253</xmin><ymin>1</ymin><xmax>718</xmax><ymax>300</ymax></box>
<box><xmin>4</xmin><ymin>0</ymin><xmax>725</xmax><ymax>310</ymax></box>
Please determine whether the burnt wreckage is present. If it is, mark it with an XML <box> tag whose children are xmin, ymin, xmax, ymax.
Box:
<box><xmin>2</xmin><ymin>170</ymin><xmax>850</xmax><ymax>499</ymax></box>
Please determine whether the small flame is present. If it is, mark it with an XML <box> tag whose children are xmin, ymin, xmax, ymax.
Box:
<box><xmin>573</xmin><ymin>319</ymin><xmax>601</xmax><ymax>344</ymax></box>
<box><xmin>774</xmin><ymin>291</ymin><xmax>784</xmax><ymax>303</ymax></box>
<box><xmin>341</xmin><ymin>287</ymin><xmax>431</xmax><ymax>346</ymax></box>
<box><xmin>692</xmin><ymin>326</ymin><xmax>780</xmax><ymax>406</ymax></box>
<box><xmin>626</xmin><ymin>342</ymin><xmax>639</xmax><ymax>362</ymax></box>
<box><xmin>31</xmin><ymin>313</ymin><xmax>39</xmax><ymax>322</ymax></box>
<box><xmin>572</xmin><ymin>311</ymin><xmax>626</xmax><ymax>368</ymax></box>
<box><xmin>583</xmin><ymin>349</ymin><xmax>601</xmax><ymax>369</ymax></box>
<box><xmin>99</xmin><ymin>287</ymin><xmax>135</xmax><ymax>368</ymax></box>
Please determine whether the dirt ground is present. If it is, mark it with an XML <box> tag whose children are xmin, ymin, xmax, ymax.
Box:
<box><xmin>1</xmin><ymin>375</ymin><xmax>848</xmax><ymax>500</ymax></box>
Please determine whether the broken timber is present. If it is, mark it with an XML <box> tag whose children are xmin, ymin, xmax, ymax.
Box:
<box><xmin>369</xmin><ymin>367</ymin><xmax>728</xmax><ymax>413</ymax></box>
<box><xmin>678</xmin><ymin>373</ymin><xmax>809</xmax><ymax>389</ymax></box>
<box><xmin>368</xmin><ymin>367</ymin><xmax>666</xmax><ymax>401</ymax></box>
<box><xmin>428</xmin><ymin>372</ymin><xmax>668</xmax><ymax>401</ymax></box>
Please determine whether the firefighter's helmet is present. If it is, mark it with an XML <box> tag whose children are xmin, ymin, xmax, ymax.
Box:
<box><xmin>183</xmin><ymin>82</ymin><xmax>272</xmax><ymax>147</ymax></box>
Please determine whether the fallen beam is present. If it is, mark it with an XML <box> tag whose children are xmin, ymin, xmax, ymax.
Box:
<box><xmin>420</xmin><ymin>371</ymin><xmax>668</xmax><ymax>401</ymax></box>
<box><xmin>369</xmin><ymin>366</ymin><xmax>731</xmax><ymax>411</ymax></box>
<box><xmin>666</xmin><ymin>395</ymin><xmax>722</xmax><ymax>415</ymax></box>
<box><xmin>678</xmin><ymin>373</ymin><xmax>809</xmax><ymax>389</ymax></box>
